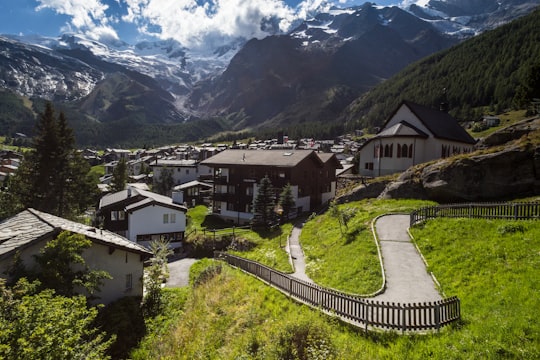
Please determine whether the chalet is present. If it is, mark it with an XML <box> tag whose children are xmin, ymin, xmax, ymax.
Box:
<box><xmin>358</xmin><ymin>101</ymin><xmax>477</xmax><ymax>177</ymax></box>
<box><xmin>97</xmin><ymin>187</ymin><xmax>187</xmax><ymax>250</ymax></box>
<box><xmin>200</xmin><ymin>150</ymin><xmax>342</xmax><ymax>224</ymax></box>
<box><xmin>0</xmin><ymin>208</ymin><xmax>152</xmax><ymax>305</ymax></box>
<box><xmin>173</xmin><ymin>180</ymin><xmax>213</xmax><ymax>207</ymax></box>
<box><xmin>151</xmin><ymin>159</ymin><xmax>213</xmax><ymax>189</ymax></box>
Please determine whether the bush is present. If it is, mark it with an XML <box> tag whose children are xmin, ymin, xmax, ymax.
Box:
<box><xmin>96</xmin><ymin>296</ymin><xmax>146</xmax><ymax>360</ymax></box>
<box><xmin>274</xmin><ymin>320</ymin><xmax>336</xmax><ymax>360</ymax></box>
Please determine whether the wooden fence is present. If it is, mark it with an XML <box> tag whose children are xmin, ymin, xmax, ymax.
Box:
<box><xmin>215</xmin><ymin>252</ymin><xmax>460</xmax><ymax>333</ymax></box>
<box><xmin>410</xmin><ymin>202</ymin><xmax>540</xmax><ymax>226</ymax></box>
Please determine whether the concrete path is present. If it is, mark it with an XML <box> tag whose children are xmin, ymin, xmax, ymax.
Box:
<box><xmin>165</xmin><ymin>257</ymin><xmax>197</xmax><ymax>287</ymax></box>
<box><xmin>286</xmin><ymin>221</ymin><xmax>313</xmax><ymax>283</ymax></box>
<box><xmin>373</xmin><ymin>214</ymin><xmax>442</xmax><ymax>303</ymax></box>
<box><xmin>287</xmin><ymin>213</ymin><xmax>441</xmax><ymax>303</ymax></box>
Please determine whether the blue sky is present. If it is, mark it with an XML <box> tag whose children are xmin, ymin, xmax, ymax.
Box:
<box><xmin>0</xmin><ymin>0</ymin><xmax>408</xmax><ymax>49</ymax></box>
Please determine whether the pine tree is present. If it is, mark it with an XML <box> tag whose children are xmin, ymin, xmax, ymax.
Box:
<box><xmin>10</xmin><ymin>103</ymin><xmax>96</xmax><ymax>218</ymax></box>
<box><xmin>278</xmin><ymin>183</ymin><xmax>296</xmax><ymax>221</ymax></box>
<box><xmin>154</xmin><ymin>167</ymin><xmax>174</xmax><ymax>195</ymax></box>
<box><xmin>110</xmin><ymin>157</ymin><xmax>128</xmax><ymax>193</ymax></box>
<box><xmin>252</xmin><ymin>176</ymin><xmax>275</xmax><ymax>227</ymax></box>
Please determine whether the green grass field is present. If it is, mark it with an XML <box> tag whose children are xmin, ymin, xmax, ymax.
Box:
<box><xmin>134</xmin><ymin>200</ymin><xmax>539</xmax><ymax>359</ymax></box>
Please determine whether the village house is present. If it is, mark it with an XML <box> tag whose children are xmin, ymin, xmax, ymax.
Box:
<box><xmin>200</xmin><ymin>149</ymin><xmax>342</xmax><ymax>224</ymax></box>
<box><xmin>0</xmin><ymin>208</ymin><xmax>152</xmax><ymax>305</ymax></box>
<box><xmin>151</xmin><ymin>159</ymin><xmax>213</xmax><ymax>189</ymax></box>
<box><xmin>358</xmin><ymin>100</ymin><xmax>477</xmax><ymax>177</ymax></box>
<box><xmin>172</xmin><ymin>180</ymin><xmax>213</xmax><ymax>207</ymax></box>
<box><xmin>97</xmin><ymin>186</ymin><xmax>187</xmax><ymax>250</ymax></box>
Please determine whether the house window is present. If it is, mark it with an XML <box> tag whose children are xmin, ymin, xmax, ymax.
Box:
<box><xmin>227</xmin><ymin>185</ymin><xmax>236</xmax><ymax>194</ymax></box>
<box><xmin>408</xmin><ymin>144</ymin><xmax>413</xmax><ymax>158</ymax></box>
<box><xmin>384</xmin><ymin>144</ymin><xmax>393</xmax><ymax>157</ymax></box>
<box><xmin>163</xmin><ymin>214</ymin><xmax>169</xmax><ymax>224</ymax></box>
<box><xmin>365</xmin><ymin>162</ymin><xmax>373</xmax><ymax>170</ymax></box>
<box><xmin>401</xmin><ymin>144</ymin><xmax>409</xmax><ymax>158</ymax></box>
<box><xmin>246</xmin><ymin>186</ymin><xmax>253</xmax><ymax>196</ymax></box>
<box><xmin>170</xmin><ymin>213</ymin><xmax>176</xmax><ymax>223</ymax></box>
<box><xmin>125</xmin><ymin>274</ymin><xmax>133</xmax><ymax>291</ymax></box>
<box><xmin>111</xmin><ymin>210</ymin><xmax>125</xmax><ymax>221</ymax></box>
<box><xmin>397</xmin><ymin>144</ymin><xmax>401</xmax><ymax>158</ymax></box>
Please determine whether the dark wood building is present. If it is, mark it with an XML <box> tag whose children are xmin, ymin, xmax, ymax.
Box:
<box><xmin>200</xmin><ymin>150</ymin><xmax>342</xmax><ymax>224</ymax></box>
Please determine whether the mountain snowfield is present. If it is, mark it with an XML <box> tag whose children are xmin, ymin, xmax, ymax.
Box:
<box><xmin>4</xmin><ymin>0</ymin><xmax>535</xmax><ymax>102</ymax></box>
<box><xmin>0</xmin><ymin>0</ymin><xmax>538</xmax><ymax>148</ymax></box>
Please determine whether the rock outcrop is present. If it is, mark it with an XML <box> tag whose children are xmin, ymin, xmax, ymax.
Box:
<box><xmin>338</xmin><ymin>116</ymin><xmax>540</xmax><ymax>203</ymax></box>
<box><xmin>379</xmin><ymin>144</ymin><xmax>539</xmax><ymax>202</ymax></box>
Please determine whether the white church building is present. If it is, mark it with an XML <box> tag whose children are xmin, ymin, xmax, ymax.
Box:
<box><xmin>358</xmin><ymin>101</ymin><xmax>477</xmax><ymax>177</ymax></box>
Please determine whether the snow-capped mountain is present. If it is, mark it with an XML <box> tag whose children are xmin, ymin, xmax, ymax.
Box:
<box><xmin>407</xmin><ymin>0</ymin><xmax>540</xmax><ymax>37</ymax></box>
<box><xmin>0</xmin><ymin>0</ymin><xmax>537</xmax><ymax>147</ymax></box>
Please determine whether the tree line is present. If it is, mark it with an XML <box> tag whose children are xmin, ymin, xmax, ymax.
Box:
<box><xmin>341</xmin><ymin>8</ymin><xmax>540</xmax><ymax>129</ymax></box>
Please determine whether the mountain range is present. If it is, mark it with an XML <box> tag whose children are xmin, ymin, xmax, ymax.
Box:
<box><xmin>0</xmin><ymin>0</ymin><xmax>538</xmax><ymax>147</ymax></box>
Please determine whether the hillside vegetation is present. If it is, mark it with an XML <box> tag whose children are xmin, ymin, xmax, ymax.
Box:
<box><xmin>133</xmin><ymin>199</ymin><xmax>540</xmax><ymax>359</ymax></box>
<box><xmin>342</xmin><ymin>8</ymin><xmax>540</xmax><ymax>131</ymax></box>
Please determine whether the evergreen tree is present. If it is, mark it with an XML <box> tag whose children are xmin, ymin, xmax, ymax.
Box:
<box><xmin>278</xmin><ymin>183</ymin><xmax>296</xmax><ymax>221</ymax></box>
<box><xmin>110</xmin><ymin>157</ymin><xmax>128</xmax><ymax>193</ymax></box>
<box><xmin>252</xmin><ymin>176</ymin><xmax>275</xmax><ymax>227</ymax></box>
<box><xmin>154</xmin><ymin>167</ymin><xmax>174</xmax><ymax>195</ymax></box>
<box><xmin>10</xmin><ymin>103</ymin><xmax>96</xmax><ymax>218</ymax></box>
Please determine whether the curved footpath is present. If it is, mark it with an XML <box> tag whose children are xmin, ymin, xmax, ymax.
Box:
<box><xmin>287</xmin><ymin>214</ymin><xmax>442</xmax><ymax>303</ymax></box>
<box><xmin>167</xmin><ymin>214</ymin><xmax>442</xmax><ymax>305</ymax></box>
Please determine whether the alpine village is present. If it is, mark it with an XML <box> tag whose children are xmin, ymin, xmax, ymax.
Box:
<box><xmin>1</xmin><ymin>1</ymin><xmax>540</xmax><ymax>359</ymax></box>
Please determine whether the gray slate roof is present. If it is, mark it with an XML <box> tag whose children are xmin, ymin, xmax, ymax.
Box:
<box><xmin>99</xmin><ymin>187</ymin><xmax>187</xmax><ymax>212</ymax></box>
<box><xmin>201</xmin><ymin>149</ymin><xmax>329</xmax><ymax>167</ymax></box>
<box><xmin>392</xmin><ymin>101</ymin><xmax>477</xmax><ymax>144</ymax></box>
<box><xmin>0</xmin><ymin>208</ymin><xmax>152</xmax><ymax>259</ymax></box>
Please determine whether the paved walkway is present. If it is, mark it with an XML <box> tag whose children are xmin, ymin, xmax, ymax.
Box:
<box><xmin>287</xmin><ymin>214</ymin><xmax>441</xmax><ymax>303</ymax></box>
<box><xmin>373</xmin><ymin>214</ymin><xmax>441</xmax><ymax>303</ymax></box>
<box><xmin>165</xmin><ymin>257</ymin><xmax>197</xmax><ymax>287</ymax></box>
<box><xmin>286</xmin><ymin>221</ymin><xmax>313</xmax><ymax>283</ymax></box>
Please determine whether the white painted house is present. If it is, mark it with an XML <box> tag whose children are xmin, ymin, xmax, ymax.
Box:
<box><xmin>98</xmin><ymin>187</ymin><xmax>187</xmax><ymax>250</ymax></box>
<box><xmin>151</xmin><ymin>159</ymin><xmax>213</xmax><ymax>189</ymax></box>
<box><xmin>0</xmin><ymin>208</ymin><xmax>152</xmax><ymax>305</ymax></box>
<box><xmin>358</xmin><ymin>101</ymin><xmax>477</xmax><ymax>177</ymax></box>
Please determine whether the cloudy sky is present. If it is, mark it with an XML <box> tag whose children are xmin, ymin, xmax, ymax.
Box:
<box><xmin>0</xmin><ymin>1</ymin><xmax>422</xmax><ymax>50</ymax></box>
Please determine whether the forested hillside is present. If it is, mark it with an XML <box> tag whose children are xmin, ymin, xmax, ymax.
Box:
<box><xmin>340</xmin><ymin>8</ymin><xmax>540</xmax><ymax>131</ymax></box>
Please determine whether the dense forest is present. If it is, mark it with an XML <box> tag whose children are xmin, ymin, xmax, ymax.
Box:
<box><xmin>340</xmin><ymin>8</ymin><xmax>540</xmax><ymax>131</ymax></box>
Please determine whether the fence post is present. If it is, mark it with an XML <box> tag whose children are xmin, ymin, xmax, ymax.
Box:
<box><xmin>435</xmin><ymin>302</ymin><xmax>441</xmax><ymax>332</ymax></box>
<box><xmin>401</xmin><ymin>303</ymin><xmax>406</xmax><ymax>334</ymax></box>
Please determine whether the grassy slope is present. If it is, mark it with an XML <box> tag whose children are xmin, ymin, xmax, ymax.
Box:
<box><xmin>186</xmin><ymin>205</ymin><xmax>292</xmax><ymax>272</ymax></box>
<box><xmin>300</xmin><ymin>199</ymin><xmax>436</xmax><ymax>294</ymax></box>
<box><xmin>135</xmin><ymin>201</ymin><xmax>540</xmax><ymax>359</ymax></box>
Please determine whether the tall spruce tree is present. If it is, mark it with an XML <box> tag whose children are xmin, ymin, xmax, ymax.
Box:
<box><xmin>278</xmin><ymin>183</ymin><xmax>296</xmax><ymax>222</ymax></box>
<box><xmin>110</xmin><ymin>157</ymin><xmax>128</xmax><ymax>193</ymax></box>
<box><xmin>10</xmin><ymin>103</ymin><xmax>96</xmax><ymax>218</ymax></box>
<box><xmin>252</xmin><ymin>176</ymin><xmax>275</xmax><ymax>227</ymax></box>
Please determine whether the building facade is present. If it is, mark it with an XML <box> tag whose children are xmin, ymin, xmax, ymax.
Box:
<box><xmin>201</xmin><ymin>150</ymin><xmax>342</xmax><ymax>224</ymax></box>
<box><xmin>0</xmin><ymin>209</ymin><xmax>151</xmax><ymax>305</ymax></box>
<box><xmin>358</xmin><ymin>101</ymin><xmax>477</xmax><ymax>177</ymax></box>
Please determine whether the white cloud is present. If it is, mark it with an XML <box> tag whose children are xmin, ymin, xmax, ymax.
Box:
<box><xmin>33</xmin><ymin>0</ymin><xmax>349</xmax><ymax>50</ymax></box>
<box><xmin>121</xmin><ymin>0</ymin><xmax>306</xmax><ymax>51</ymax></box>
<box><xmin>36</xmin><ymin>0</ymin><xmax>120</xmax><ymax>41</ymax></box>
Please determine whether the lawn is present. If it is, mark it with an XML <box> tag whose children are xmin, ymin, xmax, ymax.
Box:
<box><xmin>134</xmin><ymin>200</ymin><xmax>540</xmax><ymax>359</ymax></box>
<box><xmin>299</xmin><ymin>199</ymin><xmax>436</xmax><ymax>295</ymax></box>
<box><xmin>186</xmin><ymin>205</ymin><xmax>293</xmax><ymax>272</ymax></box>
